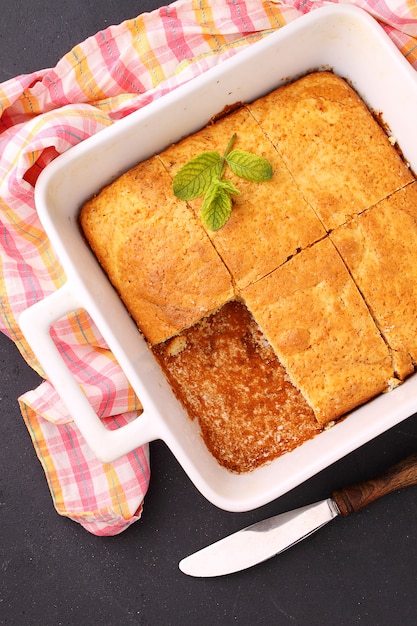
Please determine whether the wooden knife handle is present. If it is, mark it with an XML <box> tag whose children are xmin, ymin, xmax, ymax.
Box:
<box><xmin>332</xmin><ymin>452</ymin><xmax>417</xmax><ymax>517</ymax></box>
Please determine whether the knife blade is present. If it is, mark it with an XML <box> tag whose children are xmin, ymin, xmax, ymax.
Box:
<box><xmin>179</xmin><ymin>452</ymin><xmax>417</xmax><ymax>577</ymax></box>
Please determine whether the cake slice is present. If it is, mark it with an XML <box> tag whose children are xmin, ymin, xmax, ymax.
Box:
<box><xmin>80</xmin><ymin>157</ymin><xmax>234</xmax><ymax>345</ymax></box>
<box><xmin>159</xmin><ymin>105</ymin><xmax>325</xmax><ymax>289</ymax></box>
<box><xmin>242</xmin><ymin>238</ymin><xmax>394</xmax><ymax>426</ymax></box>
<box><xmin>247</xmin><ymin>72</ymin><xmax>414</xmax><ymax>231</ymax></box>
<box><xmin>331</xmin><ymin>182</ymin><xmax>417</xmax><ymax>380</ymax></box>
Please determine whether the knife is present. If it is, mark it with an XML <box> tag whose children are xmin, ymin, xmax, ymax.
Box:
<box><xmin>179</xmin><ymin>452</ymin><xmax>417</xmax><ymax>577</ymax></box>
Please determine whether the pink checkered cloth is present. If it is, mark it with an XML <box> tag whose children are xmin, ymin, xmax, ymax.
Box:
<box><xmin>1</xmin><ymin>0</ymin><xmax>416</xmax><ymax>535</ymax></box>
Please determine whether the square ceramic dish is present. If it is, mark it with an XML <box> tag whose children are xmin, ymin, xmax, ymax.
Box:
<box><xmin>20</xmin><ymin>5</ymin><xmax>417</xmax><ymax>512</ymax></box>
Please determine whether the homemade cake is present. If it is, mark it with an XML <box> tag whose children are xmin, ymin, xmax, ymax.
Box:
<box><xmin>152</xmin><ymin>301</ymin><xmax>321</xmax><ymax>472</ymax></box>
<box><xmin>247</xmin><ymin>71</ymin><xmax>414</xmax><ymax>230</ymax></box>
<box><xmin>80</xmin><ymin>71</ymin><xmax>416</xmax><ymax>472</ymax></box>
<box><xmin>158</xmin><ymin>105</ymin><xmax>326</xmax><ymax>289</ymax></box>
<box><xmin>80</xmin><ymin>157</ymin><xmax>234</xmax><ymax>344</ymax></box>
<box><xmin>241</xmin><ymin>238</ymin><xmax>394</xmax><ymax>426</ymax></box>
<box><xmin>330</xmin><ymin>181</ymin><xmax>417</xmax><ymax>380</ymax></box>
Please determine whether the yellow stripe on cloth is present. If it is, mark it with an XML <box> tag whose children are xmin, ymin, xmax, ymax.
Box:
<box><xmin>262</xmin><ymin>0</ymin><xmax>288</xmax><ymax>29</ymax></box>
<box><xmin>68</xmin><ymin>43</ymin><xmax>110</xmax><ymax>101</ymax></box>
<box><xmin>0</xmin><ymin>84</ymin><xmax>11</xmax><ymax>115</ymax></box>
<box><xmin>405</xmin><ymin>0</ymin><xmax>417</xmax><ymax>20</ymax></box>
<box><xmin>20</xmin><ymin>402</ymin><xmax>67</xmax><ymax>514</ymax></box>
<box><xmin>192</xmin><ymin>0</ymin><xmax>229</xmax><ymax>50</ymax></box>
<box><xmin>402</xmin><ymin>35</ymin><xmax>417</xmax><ymax>65</ymax></box>
<box><xmin>126</xmin><ymin>17</ymin><xmax>167</xmax><ymax>88</ymax></box>
<box><xmin>104</xmin><ymin>463</ymin><xmax>137</xmax><ymax>521</ymax></box>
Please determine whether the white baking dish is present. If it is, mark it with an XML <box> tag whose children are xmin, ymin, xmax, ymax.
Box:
<box><xmin>19</xmin><ymin>5</ymin><xmax>417</xmax><ymax>512</ymax></box>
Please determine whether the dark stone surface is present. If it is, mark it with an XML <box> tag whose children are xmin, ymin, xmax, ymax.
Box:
<box><xmin>1</xmin><ymin>3</ymin><xmax>417</xmax><ymax>624</ymax></box>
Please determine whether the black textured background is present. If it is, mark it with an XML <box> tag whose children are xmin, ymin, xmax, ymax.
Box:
<box><xmin>1</xmin><ymin>2</ymin><xmax>417</xmax><ymax>624</ymax></box>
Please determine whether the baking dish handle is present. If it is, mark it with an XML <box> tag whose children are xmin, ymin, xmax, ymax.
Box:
<box><xmin>18</xmin><ymin>282</ymin><xmax>159</xmax><ymax>462</ymax></box>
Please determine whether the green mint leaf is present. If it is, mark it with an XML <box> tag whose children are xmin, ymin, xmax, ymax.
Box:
<box><xmin>172</xmin><ymin>133</ymin><xmax>273</xmax><ymax>231</ymax></box>
<box><xmin>172</xmin><ymin>151</ymin><xmax>224</xmax><ymax>200</ymax></box>
<box><xmin>216</xmin><ymin>178</ymin><xmax>240</xmax><ymax>196</ymax></box>
<box><xmin>226</xmin><ymin>149</ymin><xmax>273</xmax><ymax>182</ymax></box>
<box><xmin>201</xmin><ymin>180</ymin><xmax>233</xmax><ymax>231</ymax></box>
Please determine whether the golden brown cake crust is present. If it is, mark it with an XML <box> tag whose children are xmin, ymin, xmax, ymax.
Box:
<box><xmin>331</xmin><ymin>181</ymin><xmax>417</xmax><ymax>379</ymax></box>
<box><xmin>80</xmin><ymin>70</ymin><xmax>416</xmax><ymax>472</ymax></box>
<box><xmin>247</xmin><ymin>72</ymin><xmax>414</xmax><ymax>230</ymax></box>
<box><xmin>159</xmin><ymin>106</ymin><xmax>325</xmax><ymax>289</ymax></box>
<box><xmin>242</xmin><ymin>238</ymin><xmax>394</xmax><ymax>425</ymax></box>
<box><xmin>80</xmin><ymin>158</ymin><xmax>234</xmax><ymax>344</ymax></box>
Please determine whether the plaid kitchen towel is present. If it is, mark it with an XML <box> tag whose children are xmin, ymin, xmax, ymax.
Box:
<box><xmin>1</xmin><ymin>0</ymin><xmax>416</xmax><ymax>536</ymax></box>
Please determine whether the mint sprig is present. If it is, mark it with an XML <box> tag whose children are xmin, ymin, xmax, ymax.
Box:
<box><xmin>172</xmin><ymin>133</ymin><xmax>273</xmax><ymax>231</ymax></box>
<box><xmin>201</xmin><ymin>178</ymin><xmax>239</xmax><ymax>231</ymax></box>
<box><xmin>172</xmin><ymin>151</ymin><xmax>224</xmax><ymax>201</ymax></box>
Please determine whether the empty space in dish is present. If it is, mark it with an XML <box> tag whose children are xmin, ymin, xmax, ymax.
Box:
<box><xmin>26</xmin><ymin>5</ymin><xmax>417</xmax><ymax>511</ymax></box>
